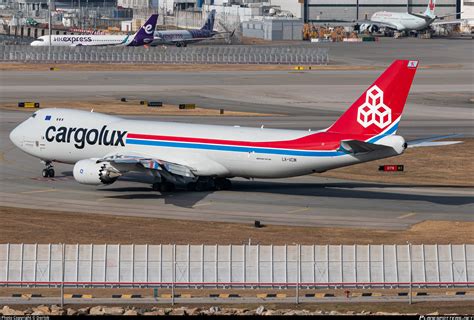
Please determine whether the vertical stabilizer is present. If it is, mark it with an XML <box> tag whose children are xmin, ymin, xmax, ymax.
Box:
<box><xmin>129</xmin><ymin>14</ymin><xmax>158</xmax><ymax>46</ymax></box>
<box><xmin>201</xmin><ymin>10</ymin><xmax>216</xmax><ymax>31</ymax></box>
<box><xmin>327</xmin><ymin>60</ymin><xmax>419</xmax><ymax>139</ymax></box>
<box><xmin>423</xmin><ymin>0</ymin><xmax>436</xmax><ymax>18</ymax></box>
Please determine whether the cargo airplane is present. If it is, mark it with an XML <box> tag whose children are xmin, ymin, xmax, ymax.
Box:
<box><xmin>30</xmin><ymin>14</ymin><xmax>158</xmax><ymax>47</ymax></box>
<box><xmin>9</xmin><ymin>60</ymin><xmax>461</xmax><ymax>192</ymax></box>
<box><xmin>360</xmin><ymin>0</ymin><xmax>461</xmax><ymax>33</ymax></box>
<box><xmin>151</xmin><ymin>10</ymin><xmax>233</xmax><ymax>47</ymax></box>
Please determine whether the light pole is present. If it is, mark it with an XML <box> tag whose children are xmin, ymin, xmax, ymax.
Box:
<box><xmin>295</xmin><ymin>244</ymin><xmax>300</xmax><ymax>304</ymax></box>
<box><xmin>48</xmin><ymin>0</ymin><xmax>52</xmax><ymax>59</ymax></box>
<box><xmin>61</xmin><ymin>243</ymin><xmax>65</xmax><ymax>309</ymax></box>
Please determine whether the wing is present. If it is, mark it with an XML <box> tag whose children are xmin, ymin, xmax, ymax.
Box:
<box><xmin>432</xmin><ymin>19</ymin><xmax>464</xmax><ymax>26</ymax></box>
<box><xmin>96</xmin><ymin>150</ymin><xmax>231</xmax><ymax>182</ymax></box>
<box><xmin>409</xmin><ymin>12</ymin><xmax>433</xmax><ymax>21</ymax></box>
<box><xmin>406</xmin><ymin>134</ymin><xmax>463</xmax><ymax>148</ymax></box>
<box><xmin>97</xmin><ymin>153</ymin><xmax>195</xmax><ymax>178</ymax></box>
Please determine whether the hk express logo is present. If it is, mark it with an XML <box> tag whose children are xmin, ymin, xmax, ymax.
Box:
<box><xmin>54</xmin><ymin>36</ymin><xmax>92</xmax><ymax>44</ymax></box>
<box><xmin>357</xmin><ymin>85</ymin><xmax>392</xmax><ymax>129</ymax></box>
<box><xmin>45</xmin><ymin>125</ymin><xmax>127</xmax><ymax>149</ymax></box>
<box><xmin>143</xmin><ymin>24</ymin><xmax>154</xmax><ymax>34</ymax></box>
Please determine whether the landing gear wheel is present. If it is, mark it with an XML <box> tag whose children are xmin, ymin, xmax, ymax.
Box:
<box><xmin>186</xmin><ymin>182</ymin><xmax>197</xmax><ymax>191</ymax></box>
<box><xmin>47</xmin><ymin>168</ymin><xmax>55</xmax><ymax>178</ymax></box>
<box><xmin>194</xmin><ymin>182</ymin><xmax>206</xmax><ymax>192</ymax></box>
<box><xmin>42</xmin><ymin>169</ymin><xmax>49</xmax><ymax>178</ymax></box>
<box><xmin>214</xmin><ymin>178</ymin><xmax>232</xmax><ymax>190</ymax></box>
<box><xmin>160</xmin><ymin>182</ymin><xmax>175</xmax><ymax>193</ymax></box>
<box><xmin>223</xmin><ymin>179</ymin><xmax>231</xmax><ymax>190</ymax></box>
<box><xmin>152</xmin><ymin>182</ymin><xmax>161</xmax><ymax>191</ymax></box>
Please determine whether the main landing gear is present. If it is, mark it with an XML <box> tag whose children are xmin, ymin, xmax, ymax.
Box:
<box><xmin>152</xmin><ymin>181</ymin><xmax>176</xmax><ymax>192</ymax></box>
<box><xmin>41</xmin><ymin>161</ymin><xmax>55</xmax><ymax>178</ymax></box>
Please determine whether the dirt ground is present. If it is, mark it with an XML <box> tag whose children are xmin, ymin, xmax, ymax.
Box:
<box><xmin>322</xmin><ymin>138</ymin><xmax>474</xmax><ymax>187</ymax></box>
<box><xmin>0</xmin><ymin>100</ymin><xmax>268</xmax><ymax>117</ymax></box>
<box><xmin>0</xmin><ymin>206</ymin><xmax>472</xmax><ymax>245</ymax></box>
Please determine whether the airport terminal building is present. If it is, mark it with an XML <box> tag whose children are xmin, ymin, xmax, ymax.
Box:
<box><xmin>301</xmin><ymin>0</ymin><xmax>460</xmax><ymax>23</ymax></box>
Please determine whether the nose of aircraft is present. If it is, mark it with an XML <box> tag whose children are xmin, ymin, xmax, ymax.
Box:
<box><xmin>9</xmin><ymin>124</ymin><xmax>23</xmax><ymax>148</ymax></box>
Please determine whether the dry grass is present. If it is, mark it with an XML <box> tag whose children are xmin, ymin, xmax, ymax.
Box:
<box><xmin>0</xmin><ymin>100</ymin><xmax>269</xmax><ymax>117</ymax></box>
<box><xmin>0</xmin><ymin>206</ymin><xmax>472</xmax><ymax>245</ymax></box>
<box><xmin>322</xmin><ymin>138</ymin><xmax>474</xmax><ymax>186</ymax></box>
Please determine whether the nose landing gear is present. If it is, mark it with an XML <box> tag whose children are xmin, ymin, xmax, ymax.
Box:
<box><xmin>41</xmin><ymin>161</ymin><xmax>55</xmax><ymax>178</ymax></box>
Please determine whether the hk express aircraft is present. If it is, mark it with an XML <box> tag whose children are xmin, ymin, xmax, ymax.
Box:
<box><xmin>9</xmin><ymin>60</ymin><xmax>460</xmax><ymax>192</ymax></box>
<box><xmin>30</xmin><ymin>14</ymin><xmax>158</xmax><ymax>47</ymax></box>
<box><xmin>151</xmin><ymin>10</ymin><xmax>233</xmax><ymax>47</ymax></box>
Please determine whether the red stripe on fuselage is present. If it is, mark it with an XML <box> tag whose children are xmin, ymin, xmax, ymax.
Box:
<box><xmin>126</xmin><ymin>132</ymin><xmax>371</xmax><ymax>151</ymax></box>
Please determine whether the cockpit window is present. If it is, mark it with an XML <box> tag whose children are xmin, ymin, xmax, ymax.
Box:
<box><xmin>36</xmin><ymin>38</ymin><xmax>45</xmax><ymax>42</ymax></box>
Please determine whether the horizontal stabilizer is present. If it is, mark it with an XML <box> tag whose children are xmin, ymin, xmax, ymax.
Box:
<box><xmin>339</xmin><ymin>140</ymin><xmax>391</xmax><ymax>154</ymax></box>
<box><xmin>407</xmin><ymin>134</ymin><xmax>463</xmax><ymax>148</ymax></box>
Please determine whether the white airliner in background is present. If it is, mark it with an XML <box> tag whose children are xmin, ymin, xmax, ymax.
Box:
<box><xmin>360</xmin><ymin>0</ymin><xmax>461</xmax><ymax>33</ymax></box>
<box><xmin>30</xmin><ymin>14</ymin><xmax>158</xmax><ymax>47</ymax></box>
<box><xmin>9</xmin><ymin>60</ymin><xmax>460</xmax><ymax>192</ymax></box>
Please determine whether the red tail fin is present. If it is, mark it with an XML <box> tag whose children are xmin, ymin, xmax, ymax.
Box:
<box><xmin>327</xmin><ymin>60</ymin><xmax>418</xmax><ymax>137</ymax></box>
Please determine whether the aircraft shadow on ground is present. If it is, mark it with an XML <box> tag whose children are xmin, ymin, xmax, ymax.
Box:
<box><xmin>94</xmin><ymin>179</ymin><xmax>473</xmax><ymax>208</ymax></box>
<box><xmin>99</xmin><ymin>187</ymin><xmax>213</xmax><ymax>208</ymax></box>
<box><xmin>231</xmin><ymin>181</ymin><xmax>474</xmax><ymax>206</ymax></box>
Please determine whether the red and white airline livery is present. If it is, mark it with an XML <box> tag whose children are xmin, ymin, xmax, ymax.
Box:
<box><xmin>9</xmin><ymin>60</ymin><xmax>460</xmax><ymax>191</ymax></box>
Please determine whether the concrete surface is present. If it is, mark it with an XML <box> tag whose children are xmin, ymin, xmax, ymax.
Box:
<box><xmin>0</xmin><ymin>38</ymin><xmax>472</xmax><ymax>230</ymax></box>
<box><xmin>1</xmin><ymin>110</ymin><xmax>473</xmax><ymax>230</ymax></box>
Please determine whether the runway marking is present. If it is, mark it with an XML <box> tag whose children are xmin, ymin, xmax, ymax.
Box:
<box><xmin>192</xmin><ymin>202</ymin><xmax>213</xmax><ymax>208</ymax></box>
<box><xmin>398</xmin><ymin>212</ymin><xmax>417</xmax><ymax>219</ymax></box>
<box><xmin>20</xmin><ymin>188</ymin><xmax>56</xmax><ymax>194</ymax></box>
<box><xmin>287</xmin><ymin>207</ymin><xmax>310</xmax><ymax>214</ymax></box>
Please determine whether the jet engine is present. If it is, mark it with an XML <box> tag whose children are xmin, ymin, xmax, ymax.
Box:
<box><xmin>360</xmin><ymin>23</ymin><xmax>379</xmax><ymax>33</ymax></box>
<box><xmin>73</xmin><ymin>159</ymin><xmax>121</xmax><ymax>185</ymax></box>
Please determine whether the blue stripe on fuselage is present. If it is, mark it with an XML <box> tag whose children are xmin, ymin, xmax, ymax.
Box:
<box><xmin>125</xmin><ymin>139</ymin><xmax>345</xmax><ymax>157</ymax></box>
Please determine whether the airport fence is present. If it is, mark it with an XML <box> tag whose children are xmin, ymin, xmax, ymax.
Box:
<box><xmin>0</xmin><ymin>45</ymin><xmax>329</xmax><ymax>65</ymax></box>
<box><xmin>0</xmin><ymin>244</ymin><xmax>472</xmax><ymax>289</ymax></box>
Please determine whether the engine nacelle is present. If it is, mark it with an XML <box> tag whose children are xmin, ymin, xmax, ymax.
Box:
<box><xmin>73</xmin><ymin>159</ymin><xmax>121</xmax><ymax>185</ymax></box>
<box><xmin>360</xmin><ymin>23</ymin><xmax>379</xmax><ymax>33</ymax></box>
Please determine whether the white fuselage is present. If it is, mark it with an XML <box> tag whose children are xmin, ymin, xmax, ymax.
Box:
<box><xmin>30</xmin><ymin>34</ymin><xmax>130</xmax><ymax>47</ymax></box>
<box><xmin>10</xmin><ymin>109</ymin><xmax>403</xmax><ymax>179</ymax></box>
<box><xmin>371</xmin><ymin>11</ymin><xmax>431</xmax><ymax>31</ymax></box>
